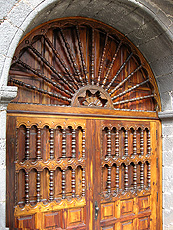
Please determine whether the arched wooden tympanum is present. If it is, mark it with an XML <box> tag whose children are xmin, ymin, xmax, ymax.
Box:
<box><xmin>7</xmin><ymin>18</ymin><xmax>162</xmax><ymax>230</ymax></box>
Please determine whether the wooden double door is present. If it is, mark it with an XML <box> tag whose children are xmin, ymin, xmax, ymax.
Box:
<box><xmin>7</xmin><ymin>109</ymin><xmax>161</xmax><ymax>229</ymax></box>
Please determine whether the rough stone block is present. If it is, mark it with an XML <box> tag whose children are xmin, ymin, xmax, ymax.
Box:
<box><xmin>92</xmin><ymin>1</ymin><xmax>136</xmax><ymax>30</ymax></box>
<box><xmin>79</xmin><ymin>0</ymin><xmax>112</xmax><ymax>18</ymax></box>
<box><xmin>162</xmin><ymin>126</ymin><xmax>173</xmax><ymax>137</ymax></box>
<box><xmin>163</xmin><ymin>178</ymin><xmax>172</xmax><ymax>194</ymax></box>
<box><xmin>61</xmin><ymin>0</ymin><xmax>101</xmax><ymax>18</ymax></box>
<box><xmin>163</xmin><ymin>192</ymin><xmax>172</xmax><ymax>210</ymax></box>
<box><xmin>139</xmin><ymin>0</ymin><xmax>173</xmax><ymax>30</ymax></box>
<box><xmin>163</xmin><ymin>166</ymin><xmax>173</xmax><ymax>180</ymax></box>
<box><xmin>138</xmin><ymin>33</ymin><xmax>173</xmax><ymax>64</ymax></box>
<box><xmin>0</xmin><ymin>57</ymin><xmax>13</xmax><ymax>86</ymax></box>
<box><xmin>21</xmin><ymin>10</ymin><xmax>39</xmax><ymax>37</ymax></box>
<box><xmin>156</xmin><ymin>7</ymin><xmax>173</xmax><ymax>29</ymax></box>
<box><xmin>0</xmin><ymin>151</ymin><xmax>5</xmax><ymax>167</ymax></box>
<box><xmin>163</xmin><ymin>137</ymin><xmax>173</xmax><ymax>153</ymax></box>
<box><xmin>0</xmin><ymin>202</ymin><xmax>6</xmax><ymax>229</ymax></box>
<box><xmin>163</xmin><ymin>151</ymin><xmax>173</xmax><ymax>167</ymax></box>
<box><xmin>0</xmin><ymin>54</ymin><xmax>6</xmax><ymax>81</ymax></box>
<box><xmin>127</xmin><ymin>18</ymin><xmax>165</xmax><ymax>47</ymax></box>
<box><xmin>7</xmin><ymin>1</ymin><xmax>33</xmax><ymax>28</ymax></box>
<box><xmin>0</xmin><ymin>111</ymin><xmax>6</xmax><ymax>139</ymax></box>
<box><xmin>27</xmin><ymin>0</ymin><xmax>70</xmax><ymax>31</ymax></box>
<box><xmin>160</xmin><ymin>92</ymin><xmax>172</xmax><ymax>111</ymax></box>
<box><xmin>156</xmin><ymin>73</ymin><xmax>173</xmax><ymax>94</ymax></box>
<box><xmin>113</xmin><ymin>6</ymin><xmax>155</xmax><ymax>37</ymax></box>
<box><xmin>0</xmin><ymin>167</ymin><xmax>6</xmax><ymax>202</ymax></box>
<box><xmin>0</xmin><ymin>20</ymin><xmax>18</xmax><ymax>56</ymax></box>
<box><xmin>136</xmin><ymin>0</ymin><xmax>159</xmax><ymax>15</ymax></box>
<box><xmin>164</xmin><ymin>208</ymin><xmax>173</xmax><ymax>227</ymax></box>
<box><xmin>0</xmin><ymin>0</ymin><xmax>18</xmax><ymax>20</ymax></box>
<box><xmin>27</xmin><ymin>0</ymin><xmax>44</xmax><ymax>9</ymax></box>
<box><xmin>6</xmin><ymin>28</ymin><xmax>24</xmax><ymax>60</ymax></box>
<box><xmin>151</xmin><ymin>54</ymin><xmax>173</xmax><ymax>78</ymax></box>
<box><xmin>34</xmin><ymin>0</ymin><xmax>56</xmax><ymax>13</ymax></box>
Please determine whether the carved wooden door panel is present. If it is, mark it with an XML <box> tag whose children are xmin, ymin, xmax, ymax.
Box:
<box><xmin>7</xmin><ymin>115</ymin><xmax>89</xmax><ymax>229</ymax></box>
<box><xmin>92</xmin><ymin>119</ymin><xmax>161</xmax><ymax>230</ymax></box>
<box><xmin>7</xmin><ymin>114</ymin><xmax>161</xmax><ymax>229</ymax></box>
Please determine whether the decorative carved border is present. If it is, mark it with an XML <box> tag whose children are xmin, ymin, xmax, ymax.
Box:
<box><xmin>14</xmin><ymin>197</ymin><xmax>86</xmax><ymax>217</ymax></box>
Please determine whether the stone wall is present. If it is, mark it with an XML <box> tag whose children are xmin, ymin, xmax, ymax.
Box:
<box><xmin>0</xmin><ymin>0</ymin><xmax>172</xmax><ymax>229</ymax></box>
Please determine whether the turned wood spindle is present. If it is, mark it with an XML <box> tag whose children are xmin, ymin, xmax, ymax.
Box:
<box><xmin>25</xmin><ymin>172</ymin><xmax>29</xmax><ymax>204</ymax></box>
<box><xmin>147</xmin><ymin>163</ymin><xmax>151</xmax><ymax>188</ymax></box>
<box><xmin>97</xmin><ymin>33</ymin><xmax>108</xmax><ymax>86</ymax></box>
<box><xmin>107</xmin><ymin>166</ymin><xmax>111</xmax><ymax>194</ymax></box>
<box><xmin>59</xmin><ymin>28</ymin><xmax>83</xmax><ymax>87</ymax></box>
<box><xmin>36</xmin><ymin>171</ymin><xmax>41</xmax><ymax>202</ymax></box>
<box><xmin>133</xmin><ymin>129</ymin><xmax>137</xmax><ymax>155</ymax></box>
<box><xmin>75</xmin><ymin>25</ymin><xmax>89</xmax><ymax>85</ymax></box>
<box><xmin>49</xmin><ymin>129</ymin><xmax>54</xmax><ymax>159</ymax></box>
<box><xmin>133</xmin><ymin>164</ymin><xmax>137</xmax><ymax>190</ymax></box>
<box><xmin>36</xmin><ymin>128</ymin><xmax>41</xmax><ymax>160</ymax></box>
<box><xmin>72</xmin><ymin>129</ymin><xmax>76</xmax><ymax>158</ymax></box>
<box><xmin>82</xmin><ymin>168</ymin><xmax>86</xmax><ymax>197</ymax></box>
<box><xmin>140</xmin><ymin>129</ymin><xmax>144</xmax><ymax>155</ymax></box>
<box><xmin>91</xmin><ymin>28</ymin><xmax>95</xmax><ymax>85</ymax></box>
<box><xmin>82</xmin><ymin>129</ymin><xmax>86</xmax><ymax>158</ymax></box>
<box><xmin>16</xmin><ymin>129</ymin><xmax>19</xmax><ymax>161</ymax></box>
<box><xmin>140</xmin><ymin>163</ymin><xmax>144</xmax><ymax>190</ymax></box>
<box><xmin>62</xmin><ymin>129</ymin><xmax>66</xmax><ymax>158</ymax></box>
<box><xmin>107</xmin><ymin>129</ymin><xmax>112</xmax><ymax>157</ymax></box>
<box><xmin>115</xmin><ymin>165</ymin><xmax>119</xmax><ymax>192</ymax></box>
<box><xmin>71</xmin><ymin>169</ymin><xmax>76</xmax><ymax>198</ymax></box>
<box><xmin>124</xmin><ymin>165</ymin><xmax>129</xmax><ymax>191</ymax></box>
<box><xmin>147</xmin><ymin>130</ymin><xmax>151</xmax><ymax>155</ymax></box>
<box><xmin>62</xmin><ymin>170</ymin><xmax>66</xmax><ymax>199</ymax></box>
<box><xmin>115</xmin><ymin>129</ymin><xmax>119</xmax><ymax>157</ymax></box>
<box><xmin>49</xmin><ymin>170</ymin><xmax>54</xmax><ymax>201</ymax></box>
<box><xmin>124</xmin><ymin>130</ymin><xmax>128</xmax><ymax>156</ymax></box>
<box><xmin>25</xmin><ymin>128</ymin><xmax>30</xmax><ymax>160</ymax></box>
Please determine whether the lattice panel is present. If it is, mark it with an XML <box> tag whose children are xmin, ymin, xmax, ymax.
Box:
<box><xmin>14</xmin><ymin>118</ymin><xmax>86</xmax><ymax>219</ymax></box>
<box><xmin>100</xmin><ymin>120</ymin><xmax>152</xmax><ymax>229</ymax></box>
<box><xmin>8</xmin><ymin>18</ymin><xmax>160</xmax><ymax>111</ymax></box>
<box><xmin>101</xmin><ymin>124</ymin><xmax>151</xmax><ymax>198</ymax></box>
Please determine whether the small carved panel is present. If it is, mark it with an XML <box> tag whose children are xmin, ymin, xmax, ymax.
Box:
<box><xmin>101</xmin><ymin>203</ymin><xmax>115</xmax><ymax>220</ymax></box>
<box><xmin>15</xmin><ymin>215</ymin><xmax>35</xmax><ymax>229</ymax></box>
<box><xmin>120</xmin><ymin>200</ymin><xmax>134</xmax><ymax>216</ymax></box>
<box><xmin>67</xmin><ymin>208</ymin><xmax>84</xmax><ymax>227</ymax></box>
<box><xmin>71</xmin><ymin>86</ymin><xmax>114</xmax><ymax>109</ymax></box>
<box><xmin>138</xmin><ymin>196</ymin><xmax>150</xmax><ymax>213</ymax></box>
<box><xmin>138</xmin><ymin>216</ymin><xmax>150</xmax><ymax>230</ymax></box>
<box><xmin>120</xmin><ymin>220</ymin><xmax>134</xmax><ymax>230</ymax></box>
<box><xmin>44</xmin><ymin>211</ymin><xmax>62</xmax><ymax>229</ymax></box>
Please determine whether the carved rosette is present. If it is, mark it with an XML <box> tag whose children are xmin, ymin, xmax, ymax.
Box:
<box><xmin>71</xmin><ymin>85</ymin><xmax>114</xmax><ymax>109</ymax></box>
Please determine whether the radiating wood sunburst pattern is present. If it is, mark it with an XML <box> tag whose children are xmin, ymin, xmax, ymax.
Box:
<box><xmin>8</xmin><ymin>18</ymin><xmax>161</xmax><ymax>111</ymax></box>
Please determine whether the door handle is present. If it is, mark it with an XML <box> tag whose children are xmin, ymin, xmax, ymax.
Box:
<box><xmin>95</xmin><ymin>201</ymin><xmax>99</xmax><ymax>220</ymax></box>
